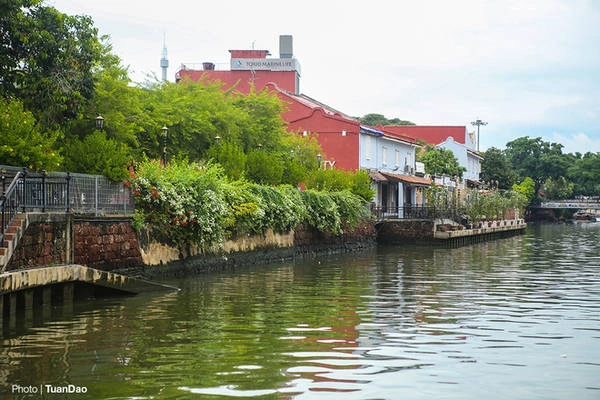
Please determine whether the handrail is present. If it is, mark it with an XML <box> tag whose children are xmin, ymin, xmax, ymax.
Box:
<box><xmin>1</xmin><ymin>169</ymin><xmax>134</xmax><ymax>248</ymax></box>
<box><xmin>1</xmin><ymin>171</ymin><xmax>24</xmax><ymax>247</ymax></box>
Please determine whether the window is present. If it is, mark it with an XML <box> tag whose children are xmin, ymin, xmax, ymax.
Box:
<box><xmin>382</xmin><ymin>147</ymin><xmax>388</xmax><ymax>166</ymax></box>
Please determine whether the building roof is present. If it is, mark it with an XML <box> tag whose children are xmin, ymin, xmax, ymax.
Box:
<box><xmin>382</xmin><ymin>126</ymin><xmax>467</xmax><ymax>145</ymax></box>
<box><xmin>380</xmin><ymin>172</ymin><xmax>432</xmax><ymax>186</ymax></box>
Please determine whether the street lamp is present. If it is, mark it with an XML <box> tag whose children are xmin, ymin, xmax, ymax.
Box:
<box><xmin>471</xmin><ymin>119</ymin><xmax>487</xmax><ymax>152</ymax></box>
<box><xmin>95</xmin><ymin>114</ymin><xmax>104</xmax><ymax>130</ymax></box>
<box><xmin>162</xmin><ymin>125</ymin><xmax>168</xmax><ymax>166</ymax></box>
<box><xmin>317</xmin><ymin>153</ymin><xmax>322</xmax><ymax>169</ymax></box>
<box><xmin>214</xmin><ymin>135</ymin><xmax>221</xmax><ymax>145</ymax></box>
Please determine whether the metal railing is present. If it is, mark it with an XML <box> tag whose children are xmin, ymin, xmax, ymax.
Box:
<box><xmin>372</xmin><ymin>205</ymin><xmax>467</xmax><ymax>223</ymax></box>
<box><xmin>1</xmin><ymin>167</ymin><xmax>134</xmax><ymax>246</ymax></box>
<box><xmin>1</xmin><ymin>170</ymin><xmax>24</xmax><ymax>247</ymax></box>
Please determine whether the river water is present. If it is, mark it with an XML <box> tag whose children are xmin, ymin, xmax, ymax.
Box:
<box><xmin>1</xmin><ymin>223</ymin><xmax>599</xmax><ymax>399</ymax></box>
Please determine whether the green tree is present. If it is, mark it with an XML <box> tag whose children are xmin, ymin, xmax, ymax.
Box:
<box><xmin>0</xmin><ymin>1</ymin><xmax>104</xmax><ymax>126</ymax></box>
<box><xmin>305</xmin><ymin>168</ymin><xmax>375</xmax><ymax>202</ymax></box>
<box><xmin>245</xmin><ymin>150</ymin><xmax>284</xmax><ymax>185</ymax></box>
<box><xmin>0</xmin><ymin>97</ymin><xmax>62</xmax><ymax>170</ymax></box>
<box><xmin>541</xmin><ymin>176</ymin><xmax>574</xmax><ymax>200</ymax></box>
<box><xmin>418</xmin><ymin>145</ymin><xmax>465</xmax><ymax>178</ymax></box>
<box><xmin>360</xmin><ymin>113</ymin><xmax>415</xmax><ymax>126</ymax></box>
<box><xmin>513</xmin><ymin>177</ymin><xmax>536</xmax><ymax>204</ymax></box>
<box><xmin>207</xmin><ymin>141</ymin><xmax>247</xmax><ymax>181</ymax></box>
<box><xmin>480</xmin><ymin>147</ymin><xmax>517</xmax><ymax>189</ymax></box>
<box><xmin>62</xmin><ymin>130</ymin><xmax>130</xmax><ymax>180</ymax></box>
<box><xmin>505</xmin><ymin>136</ymin><xmax>569</xmax><ymax>189</ymax></box>
<box><xmin>567</xmin><ymin>152</ymin><xmax>600</xmax><ymax>196</ymax></box>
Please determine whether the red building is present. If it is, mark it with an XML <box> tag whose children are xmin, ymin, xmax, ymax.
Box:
<box><xmin>176</xmin><ymin>36</ymin><xmax>363</xmax><ymax>171</ymax></box>
<box><xmin>268</xmin><ymin>83</ymin><xmax>361</xmax><ymax>171</ymax></box>
<box><xmin>381</xmin><ymin>125</ymin><xmax>474</xmax><ymax>147</ymax></box>
<box><xmin>176</xmin><ymin>36</ymin><xmax>300</xmax><ymax>95</ymax></box>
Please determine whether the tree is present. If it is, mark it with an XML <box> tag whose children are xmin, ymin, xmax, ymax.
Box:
<box><xmin>207</xmin><ymin>141</ymin><xmax>247</xmax><ymax>181</ymax></box>
<box><xmin>304</xmin><ymin>168</ymin><xmax>375</xmax><ymax>202</ymax></box>
<box><xmin>245</xmin><ymin>150</ymin><xmax>284</xmax><ymax>185</ymax></box>
<box><xmin>567</xmin><ymin>152</ymin><xmax>600</xmax><ymax>196</ymax></box>
<box><xmin>505</xmin><ymin>136</ymin><xmax>569</xmax><ymax>189</ymax></box>
<box><xmin>0</xmin><ymin>1</ymin><xmax>104</xmax><ymax>127</ymax></box>
<box><xmin>360</xmin><ymin>113</ymin><xmax>415</xmax><ymax>126</ymax></box>
<box><xmin>418</xmin><ymin>145</ymin><xmax>465</xmax><ymax>178</ymax></box>
<box><xmin>541</xmin><ymin>176</ymin><xmax>574</xmax><ymax>200</ymax></box>
<box><xmin>0</xmin><ymin>97</ymin><xmax>62</xmax><ymax>170</ymax></box>
<box><xmin>513</xmin><ymin>177</ymin><xmax>536</xmax><ymax>204</ymax></box>
<box><xmin>62</xmin><ymin>130</ymin><xmax>131</xmax><ymax>180</ymax></box>
<box><xmin>480</xmin><ymin>147</ymin><xmax>517</xmax><ymax>189</ymax></box>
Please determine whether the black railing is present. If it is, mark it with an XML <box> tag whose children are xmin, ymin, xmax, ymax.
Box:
<box><xmin>372</xmin><ymin>205</ymin><xmax>467</xmax><ymax>223</ymax></box>
<box><xmin>1</xmin><ymin>170</ymin><xmax>24</xmax><ymax>247</ymax></box>
<box><xmin>1</xmin><ymin>167</ymin><xmax>134</xmax><ymax>247</ymax></box>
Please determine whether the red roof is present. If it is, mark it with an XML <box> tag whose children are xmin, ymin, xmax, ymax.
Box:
<box><xmin>382</xmin><ymin>126</ymin><xmax>467</xmax><ymax>145</ymax></box>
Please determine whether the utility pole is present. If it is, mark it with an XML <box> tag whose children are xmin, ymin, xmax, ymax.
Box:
<box><xmin>471</xmin><ymin>119</ymin><xmax>487</xmax><ymax>152</ymax></box>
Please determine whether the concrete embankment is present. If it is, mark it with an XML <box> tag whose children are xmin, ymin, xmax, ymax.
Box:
<box><xmin>376</xmin><ymin>218</ymin><xmax>527</xmax><ymax>246</ymax></box>
<box><xmin>0</xmin><ymin>264</ymin><xmax>178</xmax><ymax>334</ymax></box>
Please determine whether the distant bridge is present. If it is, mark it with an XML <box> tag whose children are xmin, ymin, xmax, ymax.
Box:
<box><xmin>537</xmin><ymin>199</ymin><xmax>600</xmax><ymax>210</ymax></box>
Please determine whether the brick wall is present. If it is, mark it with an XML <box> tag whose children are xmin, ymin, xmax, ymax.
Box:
<box><xmin>376</xmin><ymin>220</ymin><xmax>434</xmax><ymax>244</ymax></box>
<box><xmin>6</xmin><ymin>218</ymin><xmax>68</xmax><ymax>269</ymax></box>
<box><xmin>73</xmin><ymin>218</ymin><xmax>142</xmax><ymax>270</ymax></box>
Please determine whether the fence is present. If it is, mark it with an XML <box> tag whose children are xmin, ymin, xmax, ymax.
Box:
<box><xmin>372</xmin><ymin>205</ymin><xmax>467</xmax><ymax>223</ymax></box>
<box><xmin>1</xmin><ymin>166</ymin><xmax>134</xmax><ymax>246</ymax></box>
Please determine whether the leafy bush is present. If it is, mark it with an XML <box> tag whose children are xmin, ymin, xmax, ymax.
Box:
<box><xmin>246</xmin><ymin>184</ymin><xmax>306</xmax><ymax>233</ymax></box>
<box><xmin>130</xmin><ymin>159</ymin><xmax>231</xmax><ymax>250</ymax></box>
<box><xmin>301</xmin><ymin>190</ymin><xmax>342</xmax><ymax>234</ymax></box>
<box><xmin>129</xmin><ymin>160</ymin><xmax>370</xmax><ymax>252</ymax></box>
<box><xmin>328</xmin><ymin>191</ymin><xmax>370</xmax><ymax>229</ymax></box>
<box><xmin>305</xmin><ymin>168</ymin><xmax>375</xmax><ymax>202</ymax></box>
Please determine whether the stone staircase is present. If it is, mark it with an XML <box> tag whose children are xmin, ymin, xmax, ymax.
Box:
<box><xmin>0</xmin><ymin>214</ymin><xmax>28</xmax><ymax>272</ymax></box>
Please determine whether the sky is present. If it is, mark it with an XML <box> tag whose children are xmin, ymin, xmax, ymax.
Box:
<box><xmin>49</xmin><ymin>0</ymin><xmax>600</xmax><ymax>155</ymax></box>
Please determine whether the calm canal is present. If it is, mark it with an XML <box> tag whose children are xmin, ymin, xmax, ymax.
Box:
<box><xmin>1</xmin><ymin>223</ymin><xmax>599</xmax><ymax>399</ymax></box>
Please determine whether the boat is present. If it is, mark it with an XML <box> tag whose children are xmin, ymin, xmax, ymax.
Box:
<box><xmin>573</xmin><ymin>211</ymin><xmax>597</xmax><ymax>222</ymax></box>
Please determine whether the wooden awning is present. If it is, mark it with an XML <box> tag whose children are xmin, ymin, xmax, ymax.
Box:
<box><xmin>380</xmin><ymin>172</ymin><xmax>431</xmax><ymax>187</ymax></box>
<box><xmin>368</xmin><ymin>170</ymin><xmax>388</xmax><ymax>182</ymax></box>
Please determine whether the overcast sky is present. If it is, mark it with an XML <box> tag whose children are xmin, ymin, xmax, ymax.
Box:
<box><xmin>49</xmin><ymin>0</ymin><xmax>600</xmax><ymax>154</ymax></box>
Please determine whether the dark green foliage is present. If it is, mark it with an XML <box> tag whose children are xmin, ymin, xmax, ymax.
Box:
<box><xmin>418</xmin><ymin>145</ymin><xmax>466</xmax><ymax>178</ymax></box>
<box><xmin>130</xmin><ymin>160</ymin><xmax>369</xmax><ymax>252</ymax></box>
<box><xmin>359</xmin><ymin>113</ymin><xmax>415</xmax><ymax>126</ymax></box>
<box><xmin>480</xmin><ymin>147</ymin><xmax>518</xmax><ymax>189</ymax></box>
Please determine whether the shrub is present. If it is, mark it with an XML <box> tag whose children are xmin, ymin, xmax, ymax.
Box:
<box><xmin>129</xmin><ymin>160</ymin><xmax>370</xmax><ymax>252</ymax></box>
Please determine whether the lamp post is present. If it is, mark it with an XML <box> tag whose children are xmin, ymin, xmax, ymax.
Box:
<box><xmin>317</xmin><ymin>154</ymin><xmax>322</xmax><ymax>169</ymax></box>
<box><xmin>162</xmin><ymin>125</ymin><xmax>169</xmax><ymax>166</ymax></box>
<box><xmin>471</xmin><ymin>119</ymin><xmax>487</xmax><ymax>152</ymax></box>
<box><xmin>95</xmin><ymin>114</ymin><xmax>104</xmax><ymax>130</ymax></box>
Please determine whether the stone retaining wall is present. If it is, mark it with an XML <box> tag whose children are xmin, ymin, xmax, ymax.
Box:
<box><xmin>5</xmin><ymin>215</ymin><xmax>377</xmax><ymax>278</ymax></box>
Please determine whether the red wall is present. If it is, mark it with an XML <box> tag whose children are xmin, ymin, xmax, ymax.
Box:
<box><xmin>280</xmin><ymin>105</ymin><xmax>360</xmax><ymax>171</ymax></box>
<box><xmin>177</xmin><ymin>69</ymin><xmax>298</xmax><ymax>94</ymax></box>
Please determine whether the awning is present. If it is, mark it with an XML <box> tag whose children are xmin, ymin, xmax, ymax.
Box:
<box><xmin>380</xmin><ymin>172</ymin><xmax>432</xmax><ymax>187</ymax></box>
<box><xmin>360</xmin><ymin>125</ymin><xmax>384</xmax><ymax>136</ymax></box>
<box><xmin>368</xmin><ymin>170</ymin><xmax>388</xmax><ymax>182</ymax></box>
<box><xmin>466</xmin><ymin>179</ymin><xmax>483</xmax><ymax>187</ymax></box>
